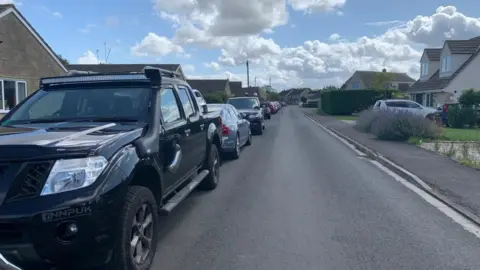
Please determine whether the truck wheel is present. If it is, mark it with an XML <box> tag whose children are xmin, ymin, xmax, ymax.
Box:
<box><xmin>198</xmin><ymin>143</ymin><xmax>220</xmax><ymax>191</ymax></box>
<box><xmin>112</xmin><ymin>186</ymin><xmax>158</xmax><ymax>270</ymax></box>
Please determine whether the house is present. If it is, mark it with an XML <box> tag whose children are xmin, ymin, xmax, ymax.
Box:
<box><xmin>279</xmin><ymin>89</ymin><xmax>291</xmax><ymax>102</ymax></box>
<box><xmin>68</xmin><ymin>64</ymin><xmax>186</xmax><ymax>80</ymax></box>
<box><xmin>0</xmin><ymin>4</ymin><xmax>67</xmax><ymax>115</ymax></box>
<box><xmin>408</xmin><ymin>36</ymin><xmax>480</xmax><ymax>107</ymax></box>
<box><xmin>285</xmin><ymin>88</ymin><xmax>310</xmax><ymax>105</ymax></box>
<box><xmin>305</xmin><ymin>90</ymin><xmax>322</xmax><ymax>106</ymax></box>
<box><xmin>341</xmin><ymin>70</ymin><xmax>415</xmax><ymax>91</ymax></box>
<box><xmin>186</xmin><ymin>79</ymin><xmax>231</xmax><ymax>97</ymax></box>
<box><xmin>229</xmin><ymin>81</ymin><xmax>243</xmax><ymax>96</ymax></box>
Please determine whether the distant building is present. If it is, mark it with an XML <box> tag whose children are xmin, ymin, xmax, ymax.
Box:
<box><xmin>284</xmin><ymin>88</ymin><xmax>311</xmax><ymax>105</ymax></box>
<box><xmin>341</xmin><ymin>70</ymin><xmax>415</xmax><ymax>91</ymax></box>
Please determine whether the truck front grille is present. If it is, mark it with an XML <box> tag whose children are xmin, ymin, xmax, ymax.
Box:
<box><xmin>5</xmin><ymin>161</ymin><xmax>54</xmax><ymax>203</ymax></box>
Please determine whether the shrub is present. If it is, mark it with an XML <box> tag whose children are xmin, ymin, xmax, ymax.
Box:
<box><xmin>354</xmin><ymin>109</ymin><xmax>384</xmax><ymax>133</ymax></box>
<box><xmin>365</xmin><ymin>110</ymin><xmax>442</xmax><ymax>141</ymax></box>
<box><xmin>204</xmin><ymin>92</ymin><xmax>228</xmax><ymax>103</ymax></box>
<box><xmin>320</xmin><ymin>89</ymin><xmax>393</xmax><ymax>115</ymax></box>
<box><xmin>448</xmin><ymin>104</ymin><xmax>478</xmax><ymax>128</ymax></box>
<box><xmin>458</xmin><ymin>89</ymin><xmax>480</xmax><ymax>106</ymax></box>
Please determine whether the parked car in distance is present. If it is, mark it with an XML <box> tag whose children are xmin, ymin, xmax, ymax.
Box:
<box><xmin>227</xmin><ymin>97</ymin><xmax>265</xmax><ymax>135</ymax></box>
<box><xmin>261</xmin><ymin>102</ymin><xmax>272</xmax><ymax>119</ymax></box>
<box><xmin>0</xmin><ymin>67</ymin><xmax>223</xmax><ymax>270</ymax></box>
<box><xmin>373</xmin><ymin>99</ymin><xmax>438</xmax><ymax>118</ymax></box>
<box><xmin>192</xmin><ymin>89</ymin><xmax>207</xmax><ymax>107</ymax></box>
<box><xmin>207</xmin><ymin>104</ymin><xmax>252</xmax><ymax>159</ymax></box>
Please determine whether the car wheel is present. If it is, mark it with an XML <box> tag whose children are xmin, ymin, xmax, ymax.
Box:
<box><xmin>198</xmin><ymin>143</ymin><xmax>220</xmax><ymax>191</ymax></box>
<box><xmin>232</xmin><ymin>135</ymin><xmax>240</xmax><ymax>159</ymax></box>
<box><xmin>245</xmin><ymin>129</ymin><xmax>252</xmax><ymax>146</ymax></box>
<box><xmin>112</xmin><ymin>186</ymin><xmax>158</xmax><ymax>270</ymax></box>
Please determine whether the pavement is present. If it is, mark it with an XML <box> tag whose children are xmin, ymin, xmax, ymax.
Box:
<box><xmin>303</xmin><ymin>108</ymin><xmax>480</xmax><ymax>220</ymax></box>
<box><xmin>151</xmin><ymin>107</ymin><xmax>480</xmax><ymax>270</ymax></box>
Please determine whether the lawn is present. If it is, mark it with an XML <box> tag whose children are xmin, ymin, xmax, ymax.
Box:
<box><xmin>442</xmin><ymin>128</ymin><xmax>480</xmax><ymax>141</ymax></box>
<box><xmin>334</xmin><ymin>115</ymin><xmax>358</xmax><ymax>121</ymax></box>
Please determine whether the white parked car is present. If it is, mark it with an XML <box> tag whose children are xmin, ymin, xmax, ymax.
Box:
<box><xmin>373</xmin><ymin>99</ymin><xmax>438</xmax><ymax>118</ymax></box>
<box><xmin>192</xmin><ymin>89</ymin><xmax>207</xmax><ymax>107</ymax></box>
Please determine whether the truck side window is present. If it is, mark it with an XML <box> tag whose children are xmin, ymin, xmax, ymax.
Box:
<box><xmin>160</xmin><ymin>87</ymin><xmax>182</xmax><ymax>124</ymax></box>
<box><xmin>177</xmin><ymin>86</ymin><xmax>196</xmax><ymax>118</ymax></box>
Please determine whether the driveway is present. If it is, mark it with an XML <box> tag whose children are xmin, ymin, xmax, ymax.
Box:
<box><xmin>151</xmin><ymin>107</ymin><xmax>480</xmax><ymax>269</ymax></box>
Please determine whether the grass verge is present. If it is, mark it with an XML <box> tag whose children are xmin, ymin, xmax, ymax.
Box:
<box><xmin>442</xmin><ymin>128</ymin><xmax>480</xmax><ymax>141</ymax></box>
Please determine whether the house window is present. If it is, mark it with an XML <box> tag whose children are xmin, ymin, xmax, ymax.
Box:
<box><xmin>441</xmin><ymin>55</ymin><xmax>451</xmax><ymax>72</ymax></box>
<box><xmin>421</xmin><ymin>62</ymin><xmax>428</xmax><ymax>76</ymax></box>
<box><xmin>0</xmin><ymin>79</ymin><xmax>28</xmax><ymax>112</ymax></box>
<box><xmin>351</xmin><ymin>82</ymin><xmax>360</xmax><ymax>89</ymax></box>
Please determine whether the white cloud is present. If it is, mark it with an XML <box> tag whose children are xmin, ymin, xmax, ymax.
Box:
<box><xmin>77</xmin><ymin>50</ymin><xmax>100</xmax><ymax>64</ymax></box>
<box><xmin>0</xmin><ymin>0</ymin><xmax>14</xmax><ymax>4</ymax></box>
<box><xmin>366</xmin><ymin>20</ymin><xmax>405</xmax><ymax>26</ymax></box>
<box><xmin>79</xmin><ymin>24</ymin><xmax>97</xmax><ymax>34</ymax></box>
<box><xmin>105</xmin><ymin>16</ymin><xmax>120</xmax><ymax>27</ymax></box>
<box><xmin>328</xmin><ymin>33</ymin><xmax>341</xmax><ymax>41</ymax></box>
<box><xmin>204</xmin><ymin>62</ymin><xmax>220</xmax><ymax>71</ymax></box>
<box><xmin>39</xmin><ymin>5</ymin><xmax>62</xmax><ymax>18</ymax></box>
<box><xmin>53</xmin><ymin>11</ymin><xmax>62</xmax><ymax>18</ymax></box>
<box><xmin>131</xmin><ymin>33</ymin><xmax>184</xmax><ymax>57</ymax></box>
<box><xmin>157</xmin><ymin>3</ymin><xmax>480</xmax><ymax>88</ymax></box>
<box><xmin>183</xmin><ymin>64</ymin><xmax>195</xmax><ymax>74</ymax></box>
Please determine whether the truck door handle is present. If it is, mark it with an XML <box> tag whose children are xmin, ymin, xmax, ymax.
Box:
<box><xmin>167</xmin><ymin>144</ymin><xmax>182</xmax><ymax>173</ymax></box>
<box><xmin>184</xmin><ymin>129</ymin><xmax>191</xmax><ymax>136</ymax></box>
<box><xmin>200</xmin><ymin>124</ymin><xmax>204</xmax><ymax>130</ymax></box>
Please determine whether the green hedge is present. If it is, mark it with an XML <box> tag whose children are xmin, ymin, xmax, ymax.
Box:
<box><xmin>320</xmin><ymin>89</ymin><xmax>393</xmax><ymax>115</ymax></box>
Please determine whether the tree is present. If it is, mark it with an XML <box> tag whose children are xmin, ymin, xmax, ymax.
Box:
<box><xmin>458</xmin><ymin>89</ymin><xmax>480</xmax><ymax>106</ymax></box>
<box><xmin>322</xmin><ymin>85</ymin><xmax>339</xmax><ymax>91</ymax></box>
<box><xmin>266</xmin><ymin>91</ymin><xmax>280</xmax><ymax>101</ymax></box>
<box><xmin>301</xmin><ymin>96</ymin><xmax>307</xmax><ymax>103</ymax></box>
<box><xmin>56</xmin><ymin>54</ymin><xmax>70</xmax><ymax>66</ymax></box>
<box><xmin>371</xmin><ymin>70</ymin><xmax>395</xmax><ymax>90</ymax></box>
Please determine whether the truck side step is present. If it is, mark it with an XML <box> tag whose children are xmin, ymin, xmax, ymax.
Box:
<box><xmin>159</xmin><ymin>169</ymin><xmax>209</xmax><ymax>215</ymax></box>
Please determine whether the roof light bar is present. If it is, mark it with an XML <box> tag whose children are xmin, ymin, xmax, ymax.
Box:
<box><xmin>41</xmin><ymin>74</ymin><xmax>149</xmax><ymax>86</ymax></box>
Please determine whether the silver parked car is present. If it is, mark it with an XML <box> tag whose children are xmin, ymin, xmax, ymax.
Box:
<box><xmin>207</xmin><ymin>103</ymin><xmax>252</xmax><ymax>159</ymax></box>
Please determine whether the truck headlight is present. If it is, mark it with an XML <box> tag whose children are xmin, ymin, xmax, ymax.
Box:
<box><xmin>41</xmin><ymin>156</ymin><xmax>108</xmax><ymax>196</ymax></box>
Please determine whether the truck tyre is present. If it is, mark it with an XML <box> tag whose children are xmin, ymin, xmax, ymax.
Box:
<box><xmin>111</xmin><ymin>186</ymin><xmax>158</xmax><ymax>270</ymax></box>
<box><xmin>198</xmin><ymin>143</ymin><xmax>220</xmax><ymax>191</ymax></box>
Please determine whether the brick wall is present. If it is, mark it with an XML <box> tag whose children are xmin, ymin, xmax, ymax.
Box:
<box><xmin>0</xmin><ymin>12</ymin><xmax>66</xmax><ymax>97</ymax></box>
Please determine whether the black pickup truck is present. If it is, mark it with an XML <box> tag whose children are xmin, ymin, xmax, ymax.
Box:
<box><xmin>0</xmin><ymin>67</ymin><xmax>223</xmax><ymax>270</ymax></box>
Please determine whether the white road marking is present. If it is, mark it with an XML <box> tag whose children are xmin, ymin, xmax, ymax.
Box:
<box><xmin>305</xmin><ymin>113</ymin><xmax>480</xmax><ymax>239</ymax></box>
<box><xmin>369</xmin><ymin>160</ymin><xmax>480</xmax><ymax>239</ymax></box>
<box><xmin>306</xmin><ymin>117</ymin><xmax>366</xmax><ymax>157</ymax></box>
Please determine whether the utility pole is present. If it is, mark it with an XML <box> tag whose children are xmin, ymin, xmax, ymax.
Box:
<box><xmin>246</xmin><ymin>60</ymin><xmax>250</xmax><ymax>87</ymax></box>
<box><xmin>254</xmin><ymin>77</ymin><xmax>258</xmax><ymax>87</ymax></box>
<box><xmin>269</xmin><ymin>77</ymin><xmax>271</xmax><ymax>88</ymax></box>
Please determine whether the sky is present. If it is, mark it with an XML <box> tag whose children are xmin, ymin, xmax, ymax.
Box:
<box><xmin>3</xmin><ymin>0</ymin><xmax>480</xmax><ymax>90</ymax></box>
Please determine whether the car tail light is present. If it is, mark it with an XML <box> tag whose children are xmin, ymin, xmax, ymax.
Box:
<box><xmin>222</xmin><ymin>124</ymin><xmax>229</xmax><ymax>135</ymax></box>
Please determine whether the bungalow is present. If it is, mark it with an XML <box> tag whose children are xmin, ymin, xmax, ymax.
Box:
<box><xmin>186</xmin><ymin>79</ymin><xmax>231</xmax><ymax>97</ymax></box>
<box><xmin>305</xmin><ymin>90</ymin><xmax>322</xmax><ymax>106</ymax></box>
<box><xmin>285</xmin><ymin>88</ymin><xmax>310</xmax><ymax>105</ymax></box>
<box><xmin>229</xmin><ymin>81</ymin><xmax>243</xmax><ymax>96</ymax></box>
<box><xmin>408</xmin><ymin>36</ymin><xmax>480</xmax><ymax>107</ymax></box>
<box><xmin>0</xmin><ymin>4</ymin><xmax>67</xmax><ymax>115</ymax></box>
<box><xmin>68</xmin><ymin>64</ymin><xmax>186</xmax><ymax>81</ymax></box>
<box><xmin>279</xmin><ymin>89</ymin><xmax>291</xmax><ymax>102</ymax></box>
<box><xmin>341</xmin><ymin>70</ymin><xmax>415</xmax><ymax>91</ymax></box>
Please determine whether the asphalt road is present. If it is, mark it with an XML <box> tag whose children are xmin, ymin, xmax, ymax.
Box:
<box><xmin>152</xmin><ymin>107</ymin><xmax>480</xmax><ymax>270</ymax></box>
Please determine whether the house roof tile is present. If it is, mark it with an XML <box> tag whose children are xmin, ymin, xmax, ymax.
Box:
<box><xmin>0</xmin><ymin>4</ymin><xmax>13</xmax><ymax>13</ymax></box>
<box><xmin>186</xmin><ymin>79</ymin><xmax>229</xmax><ymax>94</ymax></box>
<box><xmin>424</xmin><ymin>48</ymin><xmax>442</xmax><ymax>61</ymax></box>
<box><xmin>287</xmin><ymin>88</ymin><xmax>310</xmax><ymax>96</ymax></box>
<box><xmin>68</xmin><ymin>64</ymin><xmax>180</xmax><ymax>73</ymax></box>
<box><xmin>446</xmin><ymin>37</ymin><xmax>480</xmax><ymax>54</ymax></box>
<box><xmin>229</xmin><ymin>81</ymin><xmax>243</xmax><ymax>96</ymax></box>
<box><xmin>307</xmin><ymin>91</ymin><xmax>322</xmax><ymax>99</ymax></box>
<box><xmin>355</xmin><ymin>71</ymin><xmax>416</xmax><ymax>85</ymax></box>
<box><xmin>409</xmin><ymin>47</ymin><xmax>480</xmax><ymax>92</ymax></box>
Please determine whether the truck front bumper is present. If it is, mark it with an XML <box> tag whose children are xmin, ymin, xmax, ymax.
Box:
<box><xmin>0</xmin><ymin>186</ymin><xmax>124</xmax><ymax>269</ymax></box>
